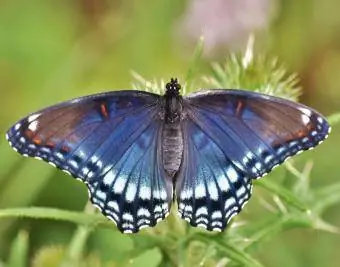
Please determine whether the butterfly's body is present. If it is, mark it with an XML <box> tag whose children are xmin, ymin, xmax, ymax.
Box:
<box><xmin>162</xmin><ymin>80</ymin><xmax>184</xmax><ymax>179</ymax></box>
<box><xmin>6</xmin><ymin>78</ymin><xmax>330</xmax><ymax>233</ymax></box>
<box><xmin>162</xmin><ymin>122</ymin><xmax>183</xmax><ymax>179</ymax></box>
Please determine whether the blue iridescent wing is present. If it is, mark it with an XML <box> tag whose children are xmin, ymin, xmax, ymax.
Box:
<box><xmin>6</xmin><ymin>91</ymin><xmax>172</xmax><ymax>233</ymax></box>
<box><xmin>176</xmin><ymin>90</ymin><xmax>330</xmax><ymax>231</ymax></box>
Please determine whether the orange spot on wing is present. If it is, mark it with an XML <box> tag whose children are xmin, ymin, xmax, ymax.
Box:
<box><xmin>24</xmin><ymin>129</ymin><xmax>34</xmax><ymax>139</ymax></box>
<box><xmin>45</xmin><ymin>141</ymin><xmax>56</xmax><ymax>149</ymax></box>
<box><xmin>296</xmin><ymin>130</ymin><xmax>307</xmax><ymax>138</ymax></box>
<box><xmin>61</xmin><ymin>145</ymin><xmax>70</xmax><ymax>153</ymax></box>
<box><xmin>100</xmin><ymin>103</ymin><xmax>109</xmax><ymax>118</ymax></box>
<box><xmin>33</xmin><ymin>137</ymin><xmax>42</xmax><ymax>145</ymax></box>
<box><xmin>236</xmin><ymin>101</ymin><xmax>244</xmax><ymax>117</ymax></box>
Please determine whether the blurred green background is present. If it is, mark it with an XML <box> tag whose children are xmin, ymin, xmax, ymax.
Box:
<box><xmin>0</xmin><ymin>0</ymin><xmax>340</xmax><ymax>266</ymax></box>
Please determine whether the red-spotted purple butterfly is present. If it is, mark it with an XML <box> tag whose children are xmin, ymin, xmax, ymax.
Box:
<box><xmin>6</xmin><ymin>78</ymin><xmax>330</xmax><ymax>233</ymax></box>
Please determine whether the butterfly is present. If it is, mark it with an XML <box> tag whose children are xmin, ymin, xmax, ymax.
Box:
<box><xmin>6</xmin><ymin>78</ymin><xmax>330</xmax><ymax>233</ymax></box>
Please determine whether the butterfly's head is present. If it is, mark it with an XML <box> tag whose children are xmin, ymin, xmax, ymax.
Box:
<box><xmin>165</xmin><ymin>78</ymin><xmax>181</xmax><ymax>97</ymax></box>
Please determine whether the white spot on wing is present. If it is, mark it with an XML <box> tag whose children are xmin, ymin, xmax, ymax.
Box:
<box><xmin>69</xmin><ymin>160</ymin><xmax>78</xmax><ymax>169</ymax></box>
<box><xmin>212</xmin><ymin>221</ymin><xmax>223</xmax><ymax>228</ymax></box>
<box><xmin>179</xmin><ymin>203</ymin><xmax>185</xmax><ymax>210</ymax></box>
<box><xmin>197</xmin><ymin>223</ymin><xmax>207</xmax><ymax>229</ymax></box>
<box><xmin>184</xmin><ymin>216</ymin><xmax>190</xmax><ymax>222</ymax></box>
<box><xmin>107</xmin><ymin>201</ymin><xmax>119</xmax><ymax>212</ymax></box>
<box><xmin>107</xmin><ymin>213</ymin><xmax>119</xmax><ymax>224</ymax></box>
<box><xmin>139</xmin><ymin>186</ymin><xmax>151</xmax><ymax>200</ymax></box>
<box><xmin>242</xmin><ymin>152</ymin><xmax>253</xmax><ymax>165</ymax></box>
<box><xmin>226</xmin><ymin>209</ymin><xmax>238</xmax><ymax>224</ymax></box>
<box><xmin>225</xmin><ymin>197</ymin><xmax>236</xmax><ymax>210</ymax></box>
<box><xmin>48</xmin><ymin>162</ymin><xmax>56</xmax><ymax>167</ymax></box>
<box><xmin>154</xmin><ymin>189</ymin><xmax>167</xmax><ymax>200</ymax></box>
<box><xmin>196</xmin><ymin>207</ymin><xmax>208</xmax><ymax>217</ymax></box>
<box><xmin>226</xmin><ymin>166</ymin><xmax>239</xmax><ymax>183</ymax></box>
<box><xmin>301</xmin><ymin>114</ymin><xmax>310</xmax><ymax>125</ymax></box>
<box><xmin>28</xmin><ymin>113</ymin><xmax>41</xmax><ymax>123</ymax></box>
<box><xmin>138</xmin><ymin>224</ymin><xmax>149</xmax><ymax>230</ymax></box>
<box><xmin>212</xmin><ymin>211</ymin><xmax>222</xmax><ymax>219</ymax></box>
<box><xmin>195</xmin><ymin>183</ymin><xmax>206</xmax><ymax>198</ymax></box>
<box><xmin>196</xmin><ymin>217</ymin><xmax>208</xmax><ymax>224</ymax></box>
<box><xmin>154</xmin><ymin>205</ymin><xmax>162</xmax><ymax>213</ymax></box>
<box><xmin>28</xmin><ymin>120</ymin><xmax>39</xmax><ymax>132</ymax></box>
<box><xmin>181</xmin><ymin>188</ymin><xmax>193</xmax><ymax>200</ymax></box>
<box><xmin>137</xmin><ymin>218</ymin><xmax>151</xmax><ymax>226</ymax></box>
<box><xmin>184</xmin><ymin>205</ymin><xmax>193</xmax><ymax>213</ymax></box>
<box><xmin>298</xmin><ymin>107</ymin><xmax>312</xmax><ymax>116</ymax></box>
<box><xmin>137</xmin><ymin>208</ymin><xmax>150</xmax><ymax>217</ymax></box>
<box><xmin>14</xmin><ymin>123</ymin><xmax>21</xmax><ymax>131</ymax></box>
<box><xmin>103</xmin><ymin>171</ymin><xmax>116</xmax><ymax>185</ymax></box>
<box><xmin>55</xmin><ymin>152</ymin><xmax>64</xmax><ymax>160</ymax></box>
<box><xmin>125</xmin><ymin>183</ymin><xmax>137</xmax><ymax>202</ymax></box>
<box><xmin>217</xmin><ymin>175</ymin><xmax>229</xmax><ymax>192</ymax></box>
<box><xmin>255</xmin><ymin>162</ymin><xmax>262</xmax><ymax>170</ymax></box>
<box><xmin>113</xmin><ymin>176</ymin><xmax>127</xmax><ymax>194</ymax></box>
<box><xmin>240</xmin><ymin>199</ymin><xmax>249</xmax><ymax>209</ymax></box>
<box><xmin>236</xmin><ymin>186</ymin><xmax>246</xmax><ymax>198</ymax></box>
<box><xmin>207</xmin><ymin>182</ymin><xmax>218</xmax><ymax>201</ymax></box>
<box><xmin>122</xmin><ymin>212</ymin><xmax>134</xmax><ymax>222</ymax></box>
<box><xmin>94</xmin><ymin>189</ymin><xmax>106</xmax><ymax>202</ymax></box>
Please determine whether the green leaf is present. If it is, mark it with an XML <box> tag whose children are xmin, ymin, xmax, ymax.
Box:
<box><xmin>313</xmin><ymin>182</ymin><xmax>340</xmax><ymax>214</ymax></box>
<box><xmin>32</xmin><ymin>246</ymin><xmax>66</xmax><ymax>267</ymax></box>
<box><xmin>128</xmin><ymin>248</ymin><xmax>162</xmax><ymax>267</ymax></box>
<box><xmin>185</xmin><ymin>36</ymin><xmax>204</xmax><ymax>92</ymax></box>
<box><xmin>203</xmin><ymin>51</ymin><xmax>301</xmax><ymax>100</ymax></box>
<box><xmin>7</xmin><ymin>231</ymin><xmax>29</xmax><ymax>267</ymax></box>
<box><xmin>62</xmin><ymin>203</ymin><xmax>97</xmax><ymax>266</ymax></box>
<box><xmin>89</xmin><ymin>229</ymin><xmax>134</xmax><ymax>262</ymax></box>
<box><xmin>255</xmin><ymin>179</ymin><xmax>308</xmax><ymax>211</ymax></box>
<box><xmin>0</xmin><ymin>207</ymin><xmax>110</xmax><ymax>227</ymax></box>
<box><xmin>194</xmin><ymin>235</ymin><xmax>265</xmax><ymax>267</ymax></box>
<box><xmin>0</xmin><ymin>141</ymin><xmax>21</xmax><ymax>185</ymax></box>
<box><xmin>327</xmin><ymin>112</ymin><xmax>340</xmax><ymax>125</ymax></box>
<box><xmin>243</xmin><ymin>214</ymin><xmax>310</xmax><ymax>251</ymax></box>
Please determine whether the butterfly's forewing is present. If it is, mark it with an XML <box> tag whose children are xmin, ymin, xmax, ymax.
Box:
<box><xmin>176</xmin><ymin>90</ymin><xmax>330</xmax><ymax>231</ymax></box>
<box><xmin>6</xmin><ymin>91</ymin><xmax>172</xmax><ymax>233</ymax></box>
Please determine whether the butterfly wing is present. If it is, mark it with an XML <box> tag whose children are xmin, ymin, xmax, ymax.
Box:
<box><xmin>6</xmin><ymin>91</ymin><xmax>172</xmax><ymax>233</ymax></box>
<box><xmin>176</xmin><ymin>89</ymin><xmax>330</xmax><ymax>231</ymax></box>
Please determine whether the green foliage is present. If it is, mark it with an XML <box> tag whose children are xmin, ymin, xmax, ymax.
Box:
<box><xmin>7</xmin><ymin>231</ymin><xmax>29</xmax><ymax>267</ymax></box>
<box><xmin>202</xmin><ymin>37</ymin><xmax>301</xmax><ymax>101</ymax></box>
<box><xmin>0</xmin><ymin>38</ymin><xmax>339</xmax><ymax>267</ymax></box>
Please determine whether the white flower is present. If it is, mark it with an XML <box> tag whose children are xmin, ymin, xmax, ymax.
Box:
<box><xmin>180</xmin><ymin>0</ymin><xmax>275</xmax><ymax>55</ymax></box>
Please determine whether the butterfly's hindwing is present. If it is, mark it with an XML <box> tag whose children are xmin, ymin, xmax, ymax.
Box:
<box><xmin>176</xmin><ymin>118</ymin><xmax>252</xmax><ymax>231</ymax></box>
<box><xmin>88</xmin><ymin>120</ymin><xmax>172</xmax><ymax>233</ymax></box>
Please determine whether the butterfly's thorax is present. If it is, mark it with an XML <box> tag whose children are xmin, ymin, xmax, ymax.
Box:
<box><xmin>162</xmin><ymin>79</ymin><xmax>184</xmax><ymax>177</ymax></box>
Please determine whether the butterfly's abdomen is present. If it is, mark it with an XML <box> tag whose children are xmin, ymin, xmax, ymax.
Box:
<box><xmin>162</xmin><ymin>123</ymin><xmax>183</xmax><ymax>177</ymax></box>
